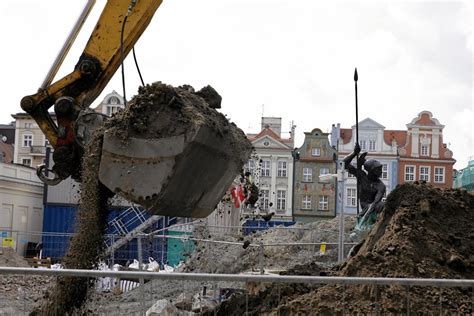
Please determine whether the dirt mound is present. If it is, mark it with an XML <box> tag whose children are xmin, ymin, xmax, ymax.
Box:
<box><xmin>213</xmin><ymin>183</ymin><xmax>474</xmax><ymax>315</ymax></box>
<box><xmin>0</xmin><ymin>248</ymin><xmax>30</xmax><ymax>267</ymax></box>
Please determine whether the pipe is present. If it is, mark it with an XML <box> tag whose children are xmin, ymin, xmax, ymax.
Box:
<box><xmin>0</xmin><ymin>267</ymin><xmax>473</xmax><ymax>288</ymax></box>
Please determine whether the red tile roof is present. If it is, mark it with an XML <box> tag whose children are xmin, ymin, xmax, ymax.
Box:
<box><xmin>340</xmin><ymin>128</ymin><xmax>406</xmax><ymax>147</ymax></box>
<box><xmin>248</xmin><ymin>128</ymin><xmax>293</xmax><ymax>146</ymax></box>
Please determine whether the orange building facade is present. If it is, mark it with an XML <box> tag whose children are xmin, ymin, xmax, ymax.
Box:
<box><xmin>397</xmin><ymin>111</ymin><xmax>455</xmax><ymax>188</ymax></box>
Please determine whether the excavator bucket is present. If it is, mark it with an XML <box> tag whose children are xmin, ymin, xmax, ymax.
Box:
<box><xmin>98</xmin><ymin>83</ymin><xmax>252</xmax><ymax>218</ymax></box>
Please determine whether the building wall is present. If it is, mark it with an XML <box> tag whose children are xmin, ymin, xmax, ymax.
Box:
<box><xmin>294</xmin><ymin>128</ymin><xmax>336</xmax><ymax>222</ymax></box>
<box><xmin>398</xmin><ymin>111</ymin><xmax>455</xmax><ymax>188</ymax></box>
<box><xmin>245</xmin><ymin>119</ymin><xmax>294</xmax><ymax>221</ymax></box>
<box><xmin>0</xmin><ymin>162</ymin><xmax>44</xmax><ymax>255</ymax></box>
<box><xmin>12</xmin><ymin>113</ymin><xmax>54</xmax><ymax>168</ymax></box>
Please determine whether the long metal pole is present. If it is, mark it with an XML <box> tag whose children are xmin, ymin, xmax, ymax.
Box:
<box><xmin>1</xmin><ymin>267</ymin><xmax>473</xmax><ymax>288</ymax></box>
<box><xmin>40</xmin><ymin>0</ymin><xmax>96</xmax><ymax>90</ymax></box>
<box><xmin>354</xmin><ymin>68</ymin><xmax>360</xmax><ymax>216</ymax></box>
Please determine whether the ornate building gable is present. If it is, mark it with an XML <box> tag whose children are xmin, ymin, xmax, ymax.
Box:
<box><xmin>399</xmin><ymin>111</ymin><xmax>453</xmax><ymax>160</ymax></box>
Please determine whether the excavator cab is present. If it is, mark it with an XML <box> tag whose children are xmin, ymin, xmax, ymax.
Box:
<box><xmin>21</xmin><ymin>0</ymin><xmax>252</xmax><ymax>218</ymax></box>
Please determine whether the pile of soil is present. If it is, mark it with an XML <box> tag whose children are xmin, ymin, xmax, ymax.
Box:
<box><xmin>0</xmin><ymin>248</ymin><xmax>30</xmax><ymax>267</ymax></box>
<box><xmin>212</xmin><ymin>183</ymin><xmax>474</xmax><ymax>315</ymax></box>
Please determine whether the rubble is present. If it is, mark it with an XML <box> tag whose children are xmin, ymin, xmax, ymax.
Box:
<box><xmin>180</xmin><ymin>215</ymin><xmax>356</xmax><ymax>274</ymax></box>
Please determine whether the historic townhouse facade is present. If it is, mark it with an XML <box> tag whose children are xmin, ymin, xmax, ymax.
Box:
<box><xmin>293</xmin><ymin>128</ymin><xmax>336</xmax><ymax>222</ymax></box>
<box><xmin>398</xmin><ymin>111</ymin><xmax>455</xmax><ymax>188</ymax></box>
<box><xmin>245</xmin><ymin>117</ymin><xmax>295</xmax><ymax>221</ymax></box>
<box><xmin>11</xmin><ymin>113</ymin><xmax>54</xmax><ymax>168</ymax></box>
<box><xmin>336</xmin><ymin>118</ymin><xmax>403</xmax><ymax>215</ymax></box>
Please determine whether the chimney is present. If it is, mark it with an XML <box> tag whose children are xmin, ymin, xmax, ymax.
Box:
<box><xmin>261</xmin><ymin>117</ymin><xmax>281</xmax><ymax>136</ymax></box>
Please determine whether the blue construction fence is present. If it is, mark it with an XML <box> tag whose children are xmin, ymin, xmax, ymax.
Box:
<box><xmin>41</xmin><ymin>204</ymin><xmax>177</xmax><ymax>266</ymax></box>
<box><xmin>242</xmin><ymin>219</ymin><xmax>296</xmax><ymax>235</ymax></box>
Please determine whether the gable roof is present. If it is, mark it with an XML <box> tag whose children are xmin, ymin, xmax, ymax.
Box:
<box><xmin>340</xmin><ymin>128</ymin><xmax>407</xmax><ymax>147</ymax></box>
<box><xmin>248</xmin><ymin>128</ymin><xmax>293</xmax><ymax>148</ymax></box>
<box><xmin>351</xmin><ymin>117</ymin><xmax>385</xmax><ymax>129</ymax></box>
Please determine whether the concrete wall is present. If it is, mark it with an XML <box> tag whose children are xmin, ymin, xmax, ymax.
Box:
<box><xmin>0</xmin><ymin>162</ymin><xmax>44</xmax><ymax>255</ymax></box>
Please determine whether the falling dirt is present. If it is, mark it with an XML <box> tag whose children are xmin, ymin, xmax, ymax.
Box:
<box><xmin>33</xmin><ymin>132</ymin><xmax>110</xmax><ymax>315</ymax></box>
<box><xmin>210</xmin><ymin>183</ymin><xmax>474</xmax><ymax>315</ymax></box>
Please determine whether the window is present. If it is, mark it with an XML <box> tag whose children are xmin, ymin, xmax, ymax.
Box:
<box><xmin>244</xmin><ymin>160</ymin><xmax>255</xmax><ymax>175</ymax></box>
<box><xmin>23</xmin><ymin>134</ymin><xmax>33</xmax><ymax>147</ymax></box>
<box><xmin>106</xmin><ymin>105</ymin><xmax>121</xmax><ymax>116</ymax></box>
<box><xmin>421</xmin><ymin>145</ymin><xmax>429</xmax><ymax>156</ymax></box>
<box><xmin>276</xmin><ymin>190</ymin><xmax>286</xmax><ymax>210</ymax></box>
<box><xmin>261</xmin><ymin>160</ymin><xmax>271</xmax><ymax>176</ymax></box>
<box><xmin>434</xmin><ymin>167</ymin><xmax>445</xmax><ymax>183</ymax></box>
<box><xmin>369</xmin><ymin>140</ymin><xmax>376</xmax><ymax>151</ymax></box>
<box><xmin>346</xmin><ymin>188</ymin><xmax>357</xmax><ymax>207</ymax></box>
<box><xmin>24</xmin><ymin>122</ymin><xmax>32</xmax><ymax>129</ymax></box>
<box><xmin>311</xmin><ymin>148</ymin><xmax>321</xmax><ymax>156</ymax></box>
<box><xmin>319</xmin><ymin>167</ymin><xmax>329</xmax><ymax>175</ymax></box>
<box><xmin>109</xmin><ymin>96</ymin><xmax>120</xmax><ymax>105</ymax></box>
<box><xmin>260</xmin><ymin>189</ymin><xmax>269</xmax><ymax>210</ymax></box>
<box><xmin>319</xmin><ymin>195</ymin><xmax>329</xmax><ymax>210</ymax></box>
<box><xmin>360</xmin><ymin>140</ymin><xmax>367</xmax><ymax>151</ymax></box>
<box><xmin>277</xmin><ymin>161</ymin><xmax>287</xmax><ymax>177</ymax></box>
<box><xmin>405</xmin><ymin>166</ymin><xmax>415</xmax><ymax>181</ymax></box>
<box><xmin>381</xmin><ymin>164</ymin><xmax>388</xmax><ymax>179</ymax></box>
<box><xmin>22</xmin><ymin>158</ymin><xmax>32</xmax><ymax>166</ymax></box>
<box><xmin>302</xmin><ymin>195</ymin><xmax>311</xmax><ymax>210</ymax></box>
<box><xmin>303</xmin><ymin>168</ymin><xmax>312</xmax><ymax>182</ymax></box>
<box><xmin>419</xmin><ymin>166</ymin><xmax>430</xmax><ymax>182</ymax></box>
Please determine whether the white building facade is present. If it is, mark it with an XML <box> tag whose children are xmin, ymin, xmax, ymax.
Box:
<box><xmin>245</xmin><ymin>118</ymin><xmax>295</xmax><ymax>221</ymax></box>
<box><xmin>335</xmin><ymin>118</ymin><xmax>402</xmax><ymax>215</ymax></box>
<box><xmin>0</xmin><ymin>162</ymin><xmax>44</xmax><ymax>255</ymax></box>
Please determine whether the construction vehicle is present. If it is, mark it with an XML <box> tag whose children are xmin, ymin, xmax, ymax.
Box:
<box><xmin>20</xmin><ymin>0</ymin><xmax>252</xmax><ymax>218</ymax></box>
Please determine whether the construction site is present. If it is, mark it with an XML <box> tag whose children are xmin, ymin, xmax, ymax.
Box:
<box><xmin>1</xmin><ymin>0</ymin><xmax>473</xmax><ymax>315</ymax></box>
<box><xmin>1</xmin><ymin>179</ymin><xmax>473</xmax><ymax>314</ymax></box>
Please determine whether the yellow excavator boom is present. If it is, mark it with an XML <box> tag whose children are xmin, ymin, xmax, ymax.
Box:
<box><xmin>20</xmin><ymin>0</ymin><xmax>163</xmax><ymax>181</ymax></box>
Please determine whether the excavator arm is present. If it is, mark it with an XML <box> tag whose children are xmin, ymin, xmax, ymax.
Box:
<box><xmin>21</xmin><ymin>0</ymin><xmax>163</xmax><ymax>183</ymax></box>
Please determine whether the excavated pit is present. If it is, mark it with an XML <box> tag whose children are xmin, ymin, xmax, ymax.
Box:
<box><xmin>210</xmin><ymin>183</ymin><xmax>474</xmax><ymax>315</ymax></box>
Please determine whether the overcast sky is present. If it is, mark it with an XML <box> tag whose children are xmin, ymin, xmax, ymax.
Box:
<box><xmin>1</xmin><ymin>0</ymin><xmax>472</xmax><ymax>169</ymax></box>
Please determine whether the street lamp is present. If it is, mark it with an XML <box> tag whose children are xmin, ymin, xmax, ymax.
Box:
<box><xmin>291</xmin><ymin>148</ymin><xmax>300</xmax><ymax>221</ymax></box>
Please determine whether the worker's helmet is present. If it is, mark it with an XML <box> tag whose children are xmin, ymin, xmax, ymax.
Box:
<box><xmin>364</xmin><ymin>159</ymin><xmax>382</xmax><ymax>172</ymax></box>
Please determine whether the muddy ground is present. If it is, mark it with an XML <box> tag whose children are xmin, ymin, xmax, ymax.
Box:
<box><xmin>209</xmin><ymin>183</ymin><xmax>474</xmax><ymax>315</ymax></box>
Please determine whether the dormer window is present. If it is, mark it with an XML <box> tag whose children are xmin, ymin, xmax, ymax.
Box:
<box><xmin>311</xmin><ymin>148</ymin><xmax>321</xmax><ymax>156</ymax></box>
<box><xmin>109</xmin><ymin>96</ymin><xmax>120</xmax><ymax>105</ymax></box>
